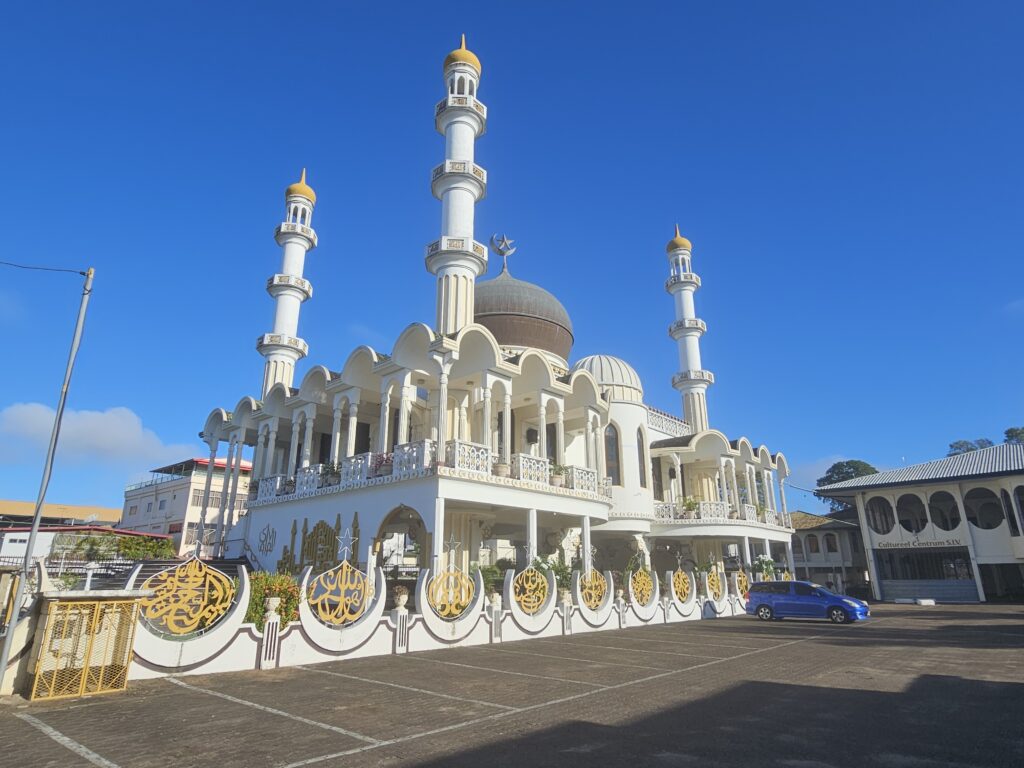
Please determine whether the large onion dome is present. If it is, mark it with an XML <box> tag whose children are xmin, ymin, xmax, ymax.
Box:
<box><xmin>474</xmin><ymin>264</ymin><xmax>574</xmax><ymax>362</ymax></box>
<box><xmin>572</xmin><ymin>355</ymin><xmax>644</xmax><ymax>403</ymax></box>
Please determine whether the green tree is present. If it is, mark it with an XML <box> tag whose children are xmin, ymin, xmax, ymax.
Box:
<box><xmin>948</xmin><ymin>438</ymin><xmax>994</xmax><ymax>456</ymax></box>
<box><xmin>816</xmin><ymin>460</ymin><xmax>878</xmax><ymax>513</ymax></box>
<box><xmin>1004</xmin><ymin>427</ymin><xmax>1024</xmax><ymax>445</ymax></box>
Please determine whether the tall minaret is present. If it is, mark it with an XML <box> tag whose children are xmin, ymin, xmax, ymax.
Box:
<box><xmin>257</xmin><ymin>170</ymin><xmax>317</xmax><ymax>397</ymax></box>
<box><xmin>665</xmin><ymin>225</ymin><xmax>713</xmax><ymax>432</ymax></box>
<box><xmin>425</xmin><ymin>35</ymin><xmax>488</xmax><ymax>335</ymax></box>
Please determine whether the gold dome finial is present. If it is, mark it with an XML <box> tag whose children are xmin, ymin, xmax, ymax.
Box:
<box><xmin>444</xmin><ymin>34</ymin><xmax>482</xmax><ymax>75</ymax></box>
<box><xmin>666</xmin><ymin>224</ymin><xmax>692</xmax><ymax>253</ymax></box>
<box><xmin>285</xmin><ymin>167</ymin><xmax>316</xmax><ymax>204</ymax></box>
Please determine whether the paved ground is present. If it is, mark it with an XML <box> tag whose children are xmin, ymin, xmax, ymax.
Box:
<box><xmin>2</xmin><ymin>603</ymin><xmax>1022</xmax><ymax>768</ymax></box>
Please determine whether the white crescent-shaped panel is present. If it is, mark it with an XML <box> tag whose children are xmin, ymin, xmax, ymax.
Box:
<box><xmin>664</xmin><ymin>569</ymin><xmax>699</xmax><ymax>618</ymax></box>
<box><xmin>628</xmin><ymin>569</ymin><xmax>661</xmax><ymax>622</ymax></box>
<box><xmin>572</xmin><ymin>569</ymin><xmax>614</xmax><ymax>628</ymax></box>
<box><xmin>298</xmin><ymin>566</ymin><xmax>388</xmax><ymax>652</ymax></box>
<box><xmin>504</xmin><ymin>568</ymin><xmax>557</xmax><ymax>634</ymax></box>
<box><xmin>415</xmin><ymin>568</ymin><xmax>486</xmax><ymax>642</ymax></box>
<box><xmin>130</xmin><ymin>565</ymin><xmax>251</xmax><ymax>670</ymax></box>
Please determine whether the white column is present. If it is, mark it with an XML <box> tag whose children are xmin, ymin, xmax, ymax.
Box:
<box><xmin>785</xmin><ymin>541</ymin><xmax>795</xmax><ymax>576</ymax></box>
<box><xmin>762</xmin><ymin>470</ymin><xmax>775</xmax><ymax>511</ymax></box>
<box><xmin>265</xmin><ymin>426</ymin><xmax>278</xmax><ymax>476</ymax></box>
<box><xmin>502</xmin><ymin>393</ymin><xmax>512</xmax><ymax>461</ymax></box>
<box><xmin>537</xmin><ymin>402</ymin><xmax>547</xmax><ymax>460</ymax></box>
<box><xmin>432</xmin><ymin>497</ymin><xmax>445</xmax><ymax>572</ymax></box>
<box><xmin>250</xmin><ymin>430</ymin><xmax>264</xmax><ymax>482</ymax></box>
<box><xmin>742</xmin><ymin>536</ymin><xmax>752</xmax><ymax>569</ymax></box>
<box><xmin>582</xmin><ymin>515</ymin><xmax>592</xmax><ymax>573</ymax></box>
<box><xmin>481</xmin><ymin>385</ymin><xmax>492</xmax><ymax>451</ymax></box>
<box><xmin>763</xmin><ymin>538</ymin><xmax>772</xmax><ymax>564</ymax></box>
<box><xmin>853</xmin><ymin>493</ymin><xmax>883</xmax><ymax>600</ymax></box>
<box><xmin>197</xmin><ymin>442</ymin><xmax>218</xmax><ymax>553</ymax></box>
<box><xmin>597</xmin><ymin>424</ymin><xmax>607</xmax><ymax>480</ymax></box>
<box><xmin>300</xmin><ymin>413</ymin><xmax>314</xmax><ymax>468</ymax></box>
<box><xmin>397</xmin><ymin>387</ymin><xmax>412</xmax><ymax>445</ymax></box>
<box><xmin>286</xmin><ymin>418</ymin><xmax>300</xmax><ymax>477</ymax></box>
<box><xmin>329</xmin><ymin>407</ymin><xmax>343</xmax><ymax>464</ymax></box>
<box><xmin>345</xmin><ymin>403</ymin><xmax>358</xmax><ymax>457</ymax></box>
<box><xmin>585</xmin><ymin>416</ymin><xmax>594</xmax><ymax>470</ymax></box>
<box><xmin>779</xmin><ymin>478</ymin><xmax>789</xmax><ymax>524</ymax></box>
<box><xmin>555</xmin><ymin>408</ymin><xmax>565</xmax><ymax>466</ymax></box>
<box><xmin>437</xmin><ymin>373</ymin><xmax>449</xmax><ymax>460</ymax></box>
<box><xmin>527</xmin><ymin>508</ymin><xmax>538</xmax><ymax>562</ymax></box>
<box><xmin>378</xmin><ymin>388</ymin><xmax>392</xmax><ymax>452</ymax></box>
<box><xmin>458</xmin><ymin>402</ymin><xmax>468</xmax><ymax>441</ymax></box>
<box><xmin>953</xmin><ymin>483</ymin><xmax>987</xmax><ymax>602</ymax></box>
<box><xmin>204</xmin><ymin>437</ymin><xmax>235</xmax><ymax>557</ymax></box>
<box><xmin>219</xmin><ymin>440</ymin><xmax>245</xmax><ymax>556</ymax></box>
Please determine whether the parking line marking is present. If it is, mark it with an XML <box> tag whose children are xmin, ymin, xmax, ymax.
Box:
<box><xmin>531</xmin><ymin>637</ymin><xmax>723</xmax><ymax>660</ymax></box>
<box><xmin>165</xmin><ymin>677</ymin><xmax>380</xmax><ymax>744</ymax></box>
<box><xmin>281</xmin><ymin>635</ymin><xmax>821</xmax><ymax>768</ymax></box>
<box><xmin>403</xmin><ymin>654</ymin><xmax>610</xmax><ymax>687</ymax></box>
<box><xmin>478</xmin><ymin>645</ymin><xmax>670</xmax><ymax>671</ymax></box>
<box><xmin>295</xmin><ymin>665</ymin><xmax>516</xmax><ymax>710</ymax></box>
<box><xmin>14</xmin><ymin>713</ymin><xmax>121</xmax><ymax>768</ymax></box>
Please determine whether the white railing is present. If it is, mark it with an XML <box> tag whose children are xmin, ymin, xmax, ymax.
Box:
<box><xmin>340</xmin><ymin>452</ymin><xmax>372</xmax><ymax>484</ymax></box>
<box><xmin>654</xmin><ymin>502</ymin><xmax>678</xmax><ymax>521</ymax></box>
<box><xmin>296</xmin><ymin>465</ymin><xmax>323</xmax><ymax>496</ymax></box>
<box><xmin>393</xmin><ymin>439</ymin><xmax>435</xmax><ymax>475</ymax></box>
<box><xmin>512</xmin><ymin>453</ymin><xmax>549</xmax><ymax>484</ymax></box>
<box><xmin>566</xmin><ymin>465</ymin><xmax>598</xmax><ymax>493</ymax></box>
<box><xmin>446</xmin><ymin>440</ymin><xmax>491</xmax><ymax>475</ymax></box>
<box><xmin>764</xmin><ymin>508</ymin><xmax>778</xmax><ymax>526</ymax></box>
<box><xmin>257</xmin><ymin>475</ymin><xmax>285</xmax><ymax>501</ymax></box>
<box><xmin>646</xmin><ymin>407</ymin><xmax>691</xmax><ymax>438</ymax></box>
<box><xmin>742</xmin><ymin>503</ymin><xmax>758</xmax><ymax>522</ymax></box>
<box><xmin>698</xmin><ymin>501</ymin><xmax>730</xmax><ymax>520</ymax></box>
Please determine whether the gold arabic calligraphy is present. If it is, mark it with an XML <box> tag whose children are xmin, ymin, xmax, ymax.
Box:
<box><xmin>307</xmin><ymin>560</ymin><xmax>372</xmax><ymax>626</ymax></box>
<box><xmin>672</xmin><ymin>569</ymin><xmax>691</xmax><ymax>602</ymax></box>
<box><xmin>427</xmin><ymin>568</ymin><xmax>474</xmax><ymax>620</ymax></box>
<box><xmin>513</xmin><ymin>567</ymin><xmax>548</xmax><ymax>615</ymax></box>
<box><xmin>579</xmin><ymin>569</ymin><xmax>607</xmax><ymax>610</ymax></box>
<box><xmin>631</xmin><ymin>569</ymin><xmax>654</xmax><ymax>606</ymax></box>
<box><xmin>140</xmin><ymin>558</ymin><xmax>235</xmax><ymax>636</ymax></box>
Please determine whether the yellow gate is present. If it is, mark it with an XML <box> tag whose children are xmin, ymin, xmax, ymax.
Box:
<box><xmin>31</xmin><ymin>598</ymin><xmax>141</xmax><ymax>701</ymax></box>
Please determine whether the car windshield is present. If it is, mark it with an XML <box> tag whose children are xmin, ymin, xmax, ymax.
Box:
<box><xmin>809</xmin><ymin>583</ymin><xmax>837</xmax><ymax>596</ymax></box>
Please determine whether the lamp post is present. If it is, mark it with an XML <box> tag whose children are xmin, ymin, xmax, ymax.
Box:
<box><xmin>0</xmin><ymin>267</ymin><xmax>94</xmax><ymax>687</ymax></box>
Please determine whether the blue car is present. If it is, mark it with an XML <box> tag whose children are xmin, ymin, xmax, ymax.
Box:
<box><xmin>744</xmin><ymin>580</ymin><xmax>870</xmax><ymax>624</ymax></box>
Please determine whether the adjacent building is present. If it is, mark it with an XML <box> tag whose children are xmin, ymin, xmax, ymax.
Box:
<box><xmin>816</xmin><ymin>444</ymin><xmax>1024</xmax><ymax>602</ymax></box>
<box><xmin>789</xmin><ymin>511</ymin><xmax>867</xmax><ymax>596</ymax></box>
<box><xmin>120</xmin><ymin>457</ymin><xmax>251</xmax><ymax>557</ymax></box>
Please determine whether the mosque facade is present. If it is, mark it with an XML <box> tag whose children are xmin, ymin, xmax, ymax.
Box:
<box><xmin>200</xmin><ymin>37</ymin><xmax>796</xmax><ymax>590</ymax></box>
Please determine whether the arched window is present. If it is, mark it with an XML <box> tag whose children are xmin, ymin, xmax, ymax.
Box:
<box><xmin>896</xmin><ymin>494</ymin><xmax>928</xmax><ymax>533</ymax></box>
<box><xmin>928</xmin><ymin>491</ymin><xmax>961</xmax><ymax>531</ymax></box>
<box><xmin>866</xmin><ymin>496</ymin><xmax>895</xmax><ymax>535</ymax></box>
<box><xmin>964</xmin><ymin>488</ymin><xmax>1004</xmax><ymax>530</ymax></box>
<box><xmin>604</xmin><ymin>424</ymin><xmax>621</xmax><ymax>486</ymax></box>
<box><xmin>468</xmin><ymin>80</ymin><xmax>475</xmax><ymax>96</ymax></box>
<box><xmin>823</xmin><ymin>533</ymin><xmax>839</xmax><ymax>553</ymax></box>
<box><xmin>637</xmin><ymin>428</ymin><xmax>647</xmax><ymax>488</ymax></box>
<box><xmin>457</xmin><ymin>76</ymin><xmax>465</xmax><ymax>95</ymax></box>
<box><xmin>792</xmin><ymin>537</ymin><xmax>804</xmax><ymax>557</ymax></box>
<box><xmin>806</xmin><ymin>534</ymin><xmax>820</xmax><ymax>554</ymax></box>
<box><xmin>651</xmin><ymin>458</ymin><xmax>664</xmax><ymax>501</ymax></box>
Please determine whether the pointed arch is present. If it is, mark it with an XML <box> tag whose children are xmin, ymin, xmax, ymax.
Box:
<box><xmin>605</xmin><ymin>422</ymin><xmax>622</xmax><ymax>486</ymax></box>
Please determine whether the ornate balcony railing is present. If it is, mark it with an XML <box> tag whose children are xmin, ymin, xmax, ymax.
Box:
<box><xmin>668</xmin><ymin>318</ymin><xmax>707</xmax><ymax>337</ymax></box>
<box><xmin>651</xmin><ymin>499</ymin><xmax>790</xmax><ymax>528</ymax></box>
<box><xmin>257</xmin><ymin>475</ymin><xmax>284</xmax><ymax>501</ymax></box>
<box><xmin>394</xmin><ymin>439</ymin><xmax>435</xmax><ymax>475</ymax></box>
<box><xmin>742</xmin><ymin>503</ymin><xmax>758</xmax><ymax>522</ymax></box>
<box><xmin>296</xmin><ymin>465</ymin><xmax>323</xmax><ymax>496</ymax></box>
<box><xmin>445</xmin><ymin>440</ymin><xmax>491</xmax><ymax>475</ymax></box>
<box><xmin>646</xmin><ymin>406</ymin><xmax>691</xmax><ymax>438</ymax></box>
<box><xmin>664</xmin><ymin>272</ymin><xmax>701</xmax><ymax>291</ymax></box>
<box><xmin>512</xmin><ymin>453</ymin><xmax>549</xmax><ymax>484</ymax></box>
<box><xmin>340</xmin><ymin>452</ymin><xmax>372</xmax><ymax>484</ymax></box>
<box><xmin>698</xmin><ymin>501</ymin><xmax>730</xmax><ymax>520</ymax></box>
<box><xmin>566</xmin><ymin>465</ymin><xmax>598</xmax><ymax>493</ymax></box>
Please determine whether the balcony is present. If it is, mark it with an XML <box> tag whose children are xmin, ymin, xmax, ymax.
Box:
<box><xmin>652</xmin><ymin>500</ymin><xmax>791</xmax><ymax>530</ymax></box>
<box><xmin>248</xmin><ymin>439</ymin><xmax>610</xmax><ymax>507</ymax></box>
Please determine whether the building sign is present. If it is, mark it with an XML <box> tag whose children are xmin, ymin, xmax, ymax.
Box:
<box><xmin>876</xmin><ymin>538</ymin><xmax>962</xmax><ymax>550</ymax></box>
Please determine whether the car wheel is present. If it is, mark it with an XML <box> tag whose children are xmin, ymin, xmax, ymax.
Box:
<box><xmin>828</xmin><ymin>606</ymin><xmax>848</xmax><ymax>624</ymax></box>
<box><xmin>756</xmin><ymin>605</ymin><xmax>773</xmax><ymax>621</ymax></box>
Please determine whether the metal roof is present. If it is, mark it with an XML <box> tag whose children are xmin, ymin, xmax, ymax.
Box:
<box><xmin>816</xmin><ymin>443</ymin><xmax>1024</xmax><ymax>495</ymax></box>
<box><xmin>474</xmin><ymin>266</ymin><xmax>573</xmax><ymax>334</ymax></box>
<box><xmin>789</xmin><ymin>511</ymin><xmax>858</xmax><ymax>531</ymax></box>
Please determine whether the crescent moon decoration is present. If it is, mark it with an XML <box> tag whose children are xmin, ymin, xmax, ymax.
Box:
<box><xmin>489</xmin><ymin>233</ymin><xmax>517</xmax><ymax>270</ymax></box>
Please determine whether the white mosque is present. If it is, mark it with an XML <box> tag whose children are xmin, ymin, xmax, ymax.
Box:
<box><xmin>200</xmin><ymin>37</ymin><xmax>796</xmax><ymax>586</ymax></box>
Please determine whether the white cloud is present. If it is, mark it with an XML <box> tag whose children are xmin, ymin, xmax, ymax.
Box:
<box><xmin>0</xmin><ymin>402</ymin><xmax>199</xmax><ymax>468</ymax></box>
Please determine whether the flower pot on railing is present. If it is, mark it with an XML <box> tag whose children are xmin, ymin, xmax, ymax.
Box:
<box><xmin>493</xmin><ymin>462</ymin><xmax>510</xmax><ymax>478</ymax></box>
<box><xmin>377</xmin><ymin>462</ymin><xmax>393</xmax><ymax>476</ymax></box>
<box><xmin>550</xmin><ymin>474</ymin><xmax>565</xmax><ymax>487</ymax></box>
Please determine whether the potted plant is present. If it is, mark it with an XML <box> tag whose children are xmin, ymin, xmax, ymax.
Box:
<box><xmin>392</xmin><ymin>584</ymin><xmax>409</xmax><ymax>609</ymax></box>
<box><xmin>754</xmin><ymin>554</ymin><xmax>775</xmax><ymax>580</ymax></box>
<box><xmin>534</xmin><ymin>556</ymin><xmax>572</xmax><ymax>604</ymax></box>
<box><xmin>323</xmin><ymin>461</ymin><xmax>341</xmax><ymax>486</ymax></box>
<box><xmin>373</xmin><ymin>452</ymin><xmax>394</xmax><ymax>477</ymax></box>
<box><xmin>550</xmin><ymin>464</ymin><xmax>567</xmax><ymax>487</ymax></box>
<box><xmin>682</xmin><ymin>496</ymin><xmax>699</xmax><ymax>518</ymax></box>
<box><xmin>493</xmin><ymin>459</ymin><xmax>510</xmax><ymax>478</ymax></box>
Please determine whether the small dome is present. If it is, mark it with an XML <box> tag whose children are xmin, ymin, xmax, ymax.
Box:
<box><xmin>666</xmin><ymin>223</ymin><xmax>691</xmax><ymax>253</ymax></box>
<box><xmin>474</xmin><ymin>265</ymin><xmax>573</xmax><ymax>361</ymax></box>
<box><xmin>286</xmin><ymin>168</ymin><xmax>316</xmax><ymax>204</ymax></box>
<box><xmin>444</xmin><ymin>34</ymin><xmax>481</xmax><ymax>75</ymax></box>
<box><xmin>572</xmin><ymin>355</ymin><xmax>644</xmax><ymax>403</ymax></box>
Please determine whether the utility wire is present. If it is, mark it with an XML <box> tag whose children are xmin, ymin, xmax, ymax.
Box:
<box><xmin>0</xmin><ymin>259</ymin><xmax>86</xmax><ymax>276</ymax></box>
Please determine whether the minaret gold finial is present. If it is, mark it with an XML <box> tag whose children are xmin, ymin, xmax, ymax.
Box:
<box><xmin>444</xmin><ymin>34</ymin><xmax>482</xmax><ymax>75</ymax></box>
<box><xmin>666</xmin><ymin>224</ymin><xmax>692</xmax><ymax>253</ymax></box>
<box><xmin>286</xmin><ymin>168</ymin><xmax>317</xmax><ymax>204</ymax></box>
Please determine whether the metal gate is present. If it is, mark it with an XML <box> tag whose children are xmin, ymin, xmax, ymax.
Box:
<box><xmin>31</xmin><ymin>598</ymin><xmax>141</xmax><ymax>701</ymax></box>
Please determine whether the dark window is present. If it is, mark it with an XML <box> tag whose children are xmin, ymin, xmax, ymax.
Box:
<box><xmin>793</xmin><ymin>583</ymin><xmax>813</xmax><ymax>597</ymax></box>
<box><xmin>806</xmin><ymin>535</ymin><xmax>820</xmax><ymax>554</ymax></box>
<box><xmin>637</xmin><ymin>429</ymin><xmax>647</xmax><ymax>488</ymax></box>
<box><xmin>770</xmin><ymin>582</ymin><xmax>790</xmax><ymax>594</ymax></box>
<box><xmin>354</xmin><ymin>422</ymin><xmax>371</xmax><ymax>454</ymax></box>
<box><xmin>651</xmin><ymin>458</ymin><xmax>664</xmax><ymax>501</ymax></box>
<box><xmin>605</xmin><ymin>424</ymin><xmax>621</xmax><ymax>486</ymax></box>
<box><xmin>546</xmin><ymin>423</ymin><xmax>557</xmax><ymax>461</ymax></box>
<box><xmin>824</xmin><ymin>533</ymin><xmax>839</xmax><ymax>553</ymax></box>
<box><xmin>1000</xmin><ymin>490</ymin><xmax>1020</xmax><ymax>536</ymax></box>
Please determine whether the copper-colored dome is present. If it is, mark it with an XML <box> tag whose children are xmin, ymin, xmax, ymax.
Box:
<box><xmin>474</xmin><ymin>266</ymin><xmax>573</xmax><ymax>361</ymax></box>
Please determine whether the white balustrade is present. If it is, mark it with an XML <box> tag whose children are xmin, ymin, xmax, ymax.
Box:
<box><xmin>257</xmin><ymin>475</ymin><xmax>284</xmax><ymax>501</ymax></box>
<box><xmin>446</xmin><ymin>440</ymin><xmax>491</xmax><ymax>475</ymax></box>
<box><xmin>654</xmin><ymin>502</ymin><xmax>679</xmax><ymax>521</ymax></box>
<box><xmin>393</xmin><ymin>439</ymin><xmax>435</xmax><ymax>475</ymax></box>
<box><xmin>765</xmin><ymin>509</ymin><xmax>778</xmax><ymax>526</ymax></box>
<box><xmin>341</xmin><ymin>452</ymin><xmax>372</xmax><ymax>484</ymax></box>
<box><xmin>566</xmin><ymin>465</ymin><xmax>598</xmax><ymax>493</ymax></box>
<box><xmin>697</xmin><ymin>501</ymin><xmax>730</xmax><ymax>520</ymax></box>
<box><xmin>742</xmin><ymin>503</ymin><xmax>758</xmax><ymax>522</ymax></box>
<box><xmin>295</xmin><ymin>465</ymin><xmax>323</xmax><ymax>496</ymax></box>
<box><xmin>512</xmin><ymin>453</ymin><xmax>549</xmax><ymax>484</ymax></box>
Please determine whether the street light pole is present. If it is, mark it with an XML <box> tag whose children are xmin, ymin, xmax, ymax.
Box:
<box><xmin>0</xmin><ymin>267</ymin><xmax>94</xmax><ymax>687</ymax></box>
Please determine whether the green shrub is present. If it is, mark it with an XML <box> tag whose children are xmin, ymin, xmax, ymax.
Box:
<box><xmin>118</xmin><ymin>535</ymin><xmax>175</xmax><ymax>560</ymax></box>
<box><xmin>243</xmin><ymin>572</ymin><xmax>301</xmax><ymax>630</ymax></box>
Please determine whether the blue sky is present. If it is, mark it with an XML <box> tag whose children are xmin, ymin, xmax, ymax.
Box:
<box><xmin>1</xmin><ymin>3</ymin><xmax>1021</xmax><ymax>513</ymax></box>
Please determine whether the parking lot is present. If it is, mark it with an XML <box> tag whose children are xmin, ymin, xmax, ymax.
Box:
<box><xmin>2</xmin><ymin>603</ymin><xmax>1022</xmax><ymax>768</ymax></box>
